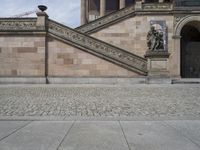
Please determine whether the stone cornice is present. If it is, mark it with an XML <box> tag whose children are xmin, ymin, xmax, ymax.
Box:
<box><xmin>48</xmin><ymin>20</ymin><xmax>147</xmax><ymax>75</ymax></box>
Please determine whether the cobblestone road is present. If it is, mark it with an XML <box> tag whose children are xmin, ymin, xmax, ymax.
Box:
<box><xmin>0</xmin><ymin>84</ymin><xmax>200</xmax><ymax>117</ymax></box>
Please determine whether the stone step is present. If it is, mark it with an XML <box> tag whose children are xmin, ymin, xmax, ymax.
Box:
<box><xmin>172</xmin><ymin>79</ymin><xmax>200</xmax><ymax>84</ymax></box>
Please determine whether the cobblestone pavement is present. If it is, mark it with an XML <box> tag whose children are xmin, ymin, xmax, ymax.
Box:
<box><xmin>0</xmin><ymin>84</ymin><xmax>200</xmax><ymax>118</ymax></box>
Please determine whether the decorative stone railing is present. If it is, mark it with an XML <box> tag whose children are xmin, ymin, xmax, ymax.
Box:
<box><xmin>0</xmin><ymin>18</ymin><xmax>38</xmax><ymax>31</ymax></box>
<box><xmin>48</xmin><ymin>20</ymin><xmax>147</xmax><ymax>75</ymax></box>
<box><xmin>76</xmin><ymin>5</ymin><xmax>135</xmax><ymax>34</ymax></box>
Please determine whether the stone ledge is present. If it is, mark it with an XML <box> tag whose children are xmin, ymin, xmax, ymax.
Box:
<box><xmin>146</xmin><ymin>77</ymin><xmax>172</xmax><ymax>84</ymax></box>
<box><xmin>172</xmin><ymin>78</ymin><xmax>200</xmax><ymax>84</ymax></box>
<box><xmin>47</xmin><ymin>77</ymin><xmax>146</xmax><ymax>84</ymax></box>
<box><xmin>0</xmin><ymin>77</ymin><xmax>46</xmax><ymax>84</ymax></box>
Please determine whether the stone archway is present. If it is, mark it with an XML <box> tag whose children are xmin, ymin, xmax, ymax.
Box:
<box><xmin>181</xmin><ymin>22</ymin><xmax>200</xmax><ymax>78</ymax></box>
<box><xmin>173</xmin><ymin>15</ymin><xmax>200</xmax><ymax>78</ymax></box>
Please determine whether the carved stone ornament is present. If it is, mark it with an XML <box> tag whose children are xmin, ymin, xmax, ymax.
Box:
<box><xmin>147</xmin><ymin>20</ymin><xmax>167</xmax><ymax>53</ymax></box>
<box><xmin>48</xmin><ymin>20</ymin><xmax>147</xmax><ymax>74</ymax></box>
<box><xmin>0</xmin><ymin>19</ymin><xmax>37</xmax><ymax>31</ymax></box>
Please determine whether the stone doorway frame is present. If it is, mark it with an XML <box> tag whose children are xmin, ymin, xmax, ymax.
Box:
<box><xmin>173</xmin><ymin>15</ymin><xmax>200</xmax><ymax>78</ymax></box>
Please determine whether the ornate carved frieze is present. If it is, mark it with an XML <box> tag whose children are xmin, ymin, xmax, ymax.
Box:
<box><xmin>76</xmin><ymin>5</ymin><xmax>135</xmax><ymax>33</ymax></box>
<box><xmin>49</xmin><ymin>20</ymin><xmax>147</xmax><ymax>74</ymax></box>
<box><xmin>0</xmin><ymin>19</ymin><xmax>37</xmax><ymax>31</ymax></box>
<box><xmin>143</xmin><ymin>3</ymin><xmax>172</xmax><ymax>10</ymax></box>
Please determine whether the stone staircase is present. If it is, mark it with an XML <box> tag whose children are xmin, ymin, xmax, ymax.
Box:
<box><xmin>48</xmin><ymin>20</ymin><xmax>147</xmax><ymax>75</ymax></box>
<box><xmin>76</xmin><ymin>5</ymin><xmax>135</xmax><ymax>34</ymax></box>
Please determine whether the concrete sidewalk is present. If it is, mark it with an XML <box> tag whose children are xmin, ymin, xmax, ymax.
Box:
<box><xmin>0</xmin><ymin>120</ymin><xmax>199</xmax><ymax>150</ymax></box>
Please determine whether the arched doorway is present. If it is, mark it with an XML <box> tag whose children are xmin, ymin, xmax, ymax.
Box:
<box><xmin>181</xmin><ymin>21</ymin><xmax>200</xmax><ymax>78</ymax></box>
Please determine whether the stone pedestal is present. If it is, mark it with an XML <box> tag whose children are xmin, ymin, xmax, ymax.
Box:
<box><xmin>145</xmin><ymin>51</ymin><xmax>171</xmax><ymax>84</ymax></box>
<box><xmin>36</xmin><ymin>12</ymin><xmax>49</xmax><ymax>30</ymax></box>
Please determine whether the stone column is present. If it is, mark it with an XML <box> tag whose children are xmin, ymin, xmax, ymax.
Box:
<box><xmin>135</xmin><ymin>0</ymin><xmax>142</xmax><ymax>10</ymax></box>
<box><xmin>159</xmin><ymin>0</ymin><xmax>164</xmax><ymax>2</ymax></box>
<box><xmin>36</xmin><ymin>11</ymin><xmax>48</xmax><ymax>30</ymax></box>
<box><xmin>81</xmin><ymin>0</ymin><xmax>87</xmax><ymax>25</ymax></box>
<box><xmin>100</xmin><ymin>0</ymin><xmax>106</xmax><ymax>17</ymax></box>
<box><xmin>36</xmin><ymin>10</ymin><xmax>49</xmax><ymax>83</ymax></box>
<box><xmin>120</xmin><ymin>0</ymin><xmax>126</xmax><ymax>9</ymax></box>
<box><xmin>172</xmin><ymin>35</ymin><xmax>181</xmax><ymax>77</ymax></box>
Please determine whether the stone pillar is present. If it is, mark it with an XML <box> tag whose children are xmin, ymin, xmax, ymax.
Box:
<box><xmin>135</xmin><ymin>0</ymin><xmax>142</xmax><ymax>10</ymax></box>
<box><xmin>36</xmin><ymin>11</ymin><xmax>49</xmax><ymax>83</ymax></box>
<box><xmin>172</xmin><ymin>35</ymin><xmax>181</xmax><ymax>78</ymax></box>
<box><xmin>81</xmin><ymin>0</ymin><xmax>87</xmax><ymax>25</ymax></box>
<box><xmin>36</xmin><ymin>11</ymin><xmax>48</xmax><ymax>30</ymax></box>
<box><xmin>159</xmin><ymin>0</ymin><xmax>164</xmax><ymax>2</ymax></box>
<box><xmin>120</xmin><ymin>0</ymin><xmax>126</xmax><ymax>9</ymax></box>
<box><xmin>100</xmin><ymin>0</ymin><xmax>106</xmax><ymax>17</ymax></box>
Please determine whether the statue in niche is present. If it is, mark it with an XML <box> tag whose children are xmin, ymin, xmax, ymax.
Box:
<box><xmin>147</xmin><ymin>26</ymin><xmax>164</xmax><ymax>51</ymax></box>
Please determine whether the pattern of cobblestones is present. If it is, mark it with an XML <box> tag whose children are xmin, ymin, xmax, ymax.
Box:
<box><xmin>0</xmin><ymin>84</ymin><xmax>200</xmax><ymax>117</ymax></box>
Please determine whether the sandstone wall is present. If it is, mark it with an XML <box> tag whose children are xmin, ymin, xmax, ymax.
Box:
<box><xmin>48</xmin><ymin>37</ymin><xmax>139</xmax><ymax>77</ymax></box>
<box><xmin>0</xmin><ymin>36</ymin><xmax>45</xmax><ymax>76</ymax></box>
<box><xmin>91</xmin><ymin>15</ymin><xmax>175</xmax><ymax>75</ymax></box>
<box><xmin>91</xmin><ymin>16</ymin><xmax>174</xmax><ymax>57</ymax></box>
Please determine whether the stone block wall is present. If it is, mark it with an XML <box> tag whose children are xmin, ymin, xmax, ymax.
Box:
<box><xmin>0</xmin><ymin>35</ymin><xmax>45</xmax><ymax>76</ymax></box>
<box><xmin>91</xmin><ymin>16</ymin><xmax>173</xmax><ymax>56</ymax></box>
<box><xmin>91</xmin><ymin>15</ymin><xmax>174</xmax><ymax>75</ymax></box>
<box><xmin>48</xmin><ymin>37</ymin><xmax>138</xmax><ymax>77</ymax></box>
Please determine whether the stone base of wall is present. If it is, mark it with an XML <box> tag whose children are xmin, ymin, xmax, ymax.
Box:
<box><xmin>0</xmin><ymin>77</ymin><xmax>46</xmax><ymax>84</ymax></box>
<box><xmin>47</xmin><ymin>77</ymin><xmax>146</xmax><ymax>84</ymax></box>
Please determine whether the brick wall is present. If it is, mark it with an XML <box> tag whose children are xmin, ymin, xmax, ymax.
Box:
<box><xmin>0</xmin><ymin>36</ymin><xmax>45</xmax><ymax>76</ymax></box>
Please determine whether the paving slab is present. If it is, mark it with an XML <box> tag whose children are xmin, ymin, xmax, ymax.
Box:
<box><xmin>0</xmin><ymin>121</ymin><xmax>30</xmax><ymax>141</ymax></box>
<box><xmin>121</xmin><ymin>121</ymin><xmax>200</xmax><ymax>150</ymax></box>
<box><xmin>0</xmin><ymin>121</ymin><xmax>73</xmax><ymax>150</ymax></box>
<box><xmin>57</xmin><ymin>121</ymin><xmax>129</xmax><ymax>150</ymax></box>
<box><xmin>165</xmin><ymin>120</ymin><xmax>200</xmax><ymax>147</ymax></box>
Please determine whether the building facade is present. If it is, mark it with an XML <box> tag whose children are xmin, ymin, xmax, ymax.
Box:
<box><xmin>0</xmin><ymin>0</ymin><xmax>200</xmax><ymax>84</ymax></box>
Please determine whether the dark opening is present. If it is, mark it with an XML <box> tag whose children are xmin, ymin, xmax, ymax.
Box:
<box><xmin>181</xmin><ymin>23</ymin><xmax>200</xmax><ymax>78</ymax></box>
<box><xmin>145</xmin><ymin>0</ymin><xmax>159</xmax><ymax>3</ymax></box>
<box><xmin>106</xmin><ymin>0</ymin><xmax>119</xmax><ymax>13</ymax></box>
<box><xmin>89</xmin><ymin>0</ymin><xmax>100</xmax><ymax>11</ymax></box>
<box><xmin>125</xmin><ymin>0</ymin><xmax>135</xmax><ymax>6</ymax></box>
